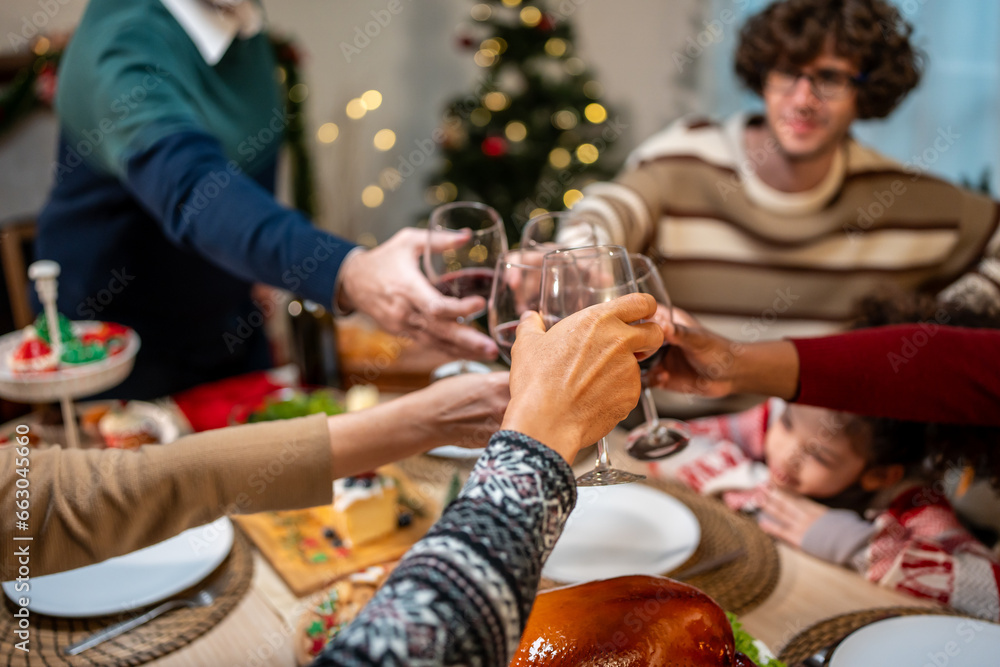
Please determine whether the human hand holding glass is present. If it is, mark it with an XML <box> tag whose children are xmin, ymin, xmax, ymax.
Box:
<box><xmin>422</xmin><ymin>201</ymin><xmax>508</xmax><ymax>324</ymax></box>
<box><xmin>540</xmin><ymin>245</ymin><xmax>646</xmax><ymax>486</ymax></box>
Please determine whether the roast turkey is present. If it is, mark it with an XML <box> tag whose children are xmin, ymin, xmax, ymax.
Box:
<box><xmin>511</xmin><ymin>575</ymin><xmax>759</xmax><ymax>666</ymax></box>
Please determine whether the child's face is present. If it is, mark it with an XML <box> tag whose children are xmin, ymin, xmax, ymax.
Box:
<box><xmin>763</xmin><ymin>404</ymin><xmax>867</xmax><ymax>498</ymax></box>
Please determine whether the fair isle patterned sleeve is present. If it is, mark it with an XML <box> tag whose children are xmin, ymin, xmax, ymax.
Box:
<box><xmin>313</xmin><ymin>430</ymin><xmax>576</xmax><ymax>667</ymax></box>
<box><xmin>862</xmin><ymin>487</ymin><xmax>1000</xmax><ymax>621</ymax></box>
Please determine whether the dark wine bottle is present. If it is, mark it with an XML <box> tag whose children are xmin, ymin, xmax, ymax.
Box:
<box><xmin>288</xmin><ymin>298</ymin><xmax>342</xmax><ymax>388</ymax></box>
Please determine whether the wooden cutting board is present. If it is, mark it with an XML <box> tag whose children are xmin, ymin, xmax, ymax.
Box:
<box><xmin>234</xmin><ymin>464</ymin><xmax>439</xmax><ymax>596</ymax></box>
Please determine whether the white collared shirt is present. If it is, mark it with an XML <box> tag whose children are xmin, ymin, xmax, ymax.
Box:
<box><xmin>159</xmin><ymin>0</ymin><xmax>264</xmax><ymax>65</ymax></box>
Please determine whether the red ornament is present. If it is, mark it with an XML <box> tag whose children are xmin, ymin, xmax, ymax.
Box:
<box><xmin>35</xmin><ymin>64</ymin><xmax>58</xmax><ymax>106</ymax></box>
<box><xmin>481</xmin><ymin>136</ymin><xmax>508</xmax><ymax>157</ymax></box>
<box><xmin>537</xmin><ymin>14</ymin><xmax>555</xmax><ymax>31</ymax></box>
<box><xmin>456</xmin><ymin>35</ymin><xmax>476</xmax><ymax>50</ymax></box>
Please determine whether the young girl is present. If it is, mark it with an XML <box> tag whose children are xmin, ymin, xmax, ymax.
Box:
<box><xmin>646</xmin><ymin>293</ymin><xmax>1000</xmax><ymax>621</ymax></box>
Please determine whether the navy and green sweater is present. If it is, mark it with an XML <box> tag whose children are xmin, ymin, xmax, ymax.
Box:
<box><xmin>36</xmin><ymin>0</ymin><xmax>355</xmax><ymax>398</ymax></box>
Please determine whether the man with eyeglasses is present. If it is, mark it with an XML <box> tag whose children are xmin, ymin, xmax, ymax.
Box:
<box><xmin>571</xmin><ymin>0</ymin><xmax>999</xmax><ymax>342</ymax></box>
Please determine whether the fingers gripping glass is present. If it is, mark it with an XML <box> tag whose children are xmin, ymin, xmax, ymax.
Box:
<box><xmin>765</xmin><ymin>66</ymin><xmax>865</xmax><ymax>100</ymax></box>
<box><xmin>423</xmin><ymin>201</ymin><xmax>508</xmax><ymax>323</ymax></box>
<box><xmin>540</xmin><ymin>245</ymin><xmax>645</xmax><ymax>487</ymax></box>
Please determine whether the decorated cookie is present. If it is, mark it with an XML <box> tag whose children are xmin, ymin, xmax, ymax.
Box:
<box><xmin>8</xmin><ymin>337</ymin><xmax>57</xmax><ymax>374</ymax></box>
<box><xmin>296</xmin><ymin>563</ymin><xmax>396</xmax><ymax>665</ymax></box>
<box><xmin>60</xmin><ymin>339</ymin><xmax>108</xmax><ymax>365</ymax></box>
<box><xmin>33</xmin><ymin>311</ymin><xmax>76</xmax><ymax>346</ymax></box>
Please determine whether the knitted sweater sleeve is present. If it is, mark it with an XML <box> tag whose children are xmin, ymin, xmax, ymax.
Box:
<box><xmin>313</xmin><ymin>430</ymin><xmax>577</xmax><ymax>667</ymax></box>
<box><xmin>861</xmin><ymin>487</ymin><xmax>1000</xmax><ymax>620</ymax></box>
<box><xmin>792</xmin><ymin>325</ymin><xmax>1000</xmax><ymax>426</ymax></box>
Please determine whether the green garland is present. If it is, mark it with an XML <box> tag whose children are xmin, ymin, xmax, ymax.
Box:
<box><xmin>0</xmin><ymin>36</ymin><xmax>316</xmax><ymax>217</ymax></box>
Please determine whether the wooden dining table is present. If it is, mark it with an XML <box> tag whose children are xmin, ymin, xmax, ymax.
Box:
<box><xmin>142</xmin><ymin>423</ymin><xmax>938</xmax><ymax>666</ymax></box>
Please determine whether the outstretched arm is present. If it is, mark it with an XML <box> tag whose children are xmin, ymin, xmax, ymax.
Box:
<box><xmin>654</xmin><ymin>322</ymin><xmax>1000</xmax><ymax>426</ymax></box>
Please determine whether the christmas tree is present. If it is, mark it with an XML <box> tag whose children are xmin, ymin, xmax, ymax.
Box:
<box><xmin>427</xmin><ymin>0</ymin><xmax>621</xmax><ymax>247</ymax></box>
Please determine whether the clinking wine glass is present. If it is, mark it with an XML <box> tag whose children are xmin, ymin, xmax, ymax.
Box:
<box><xmin>423</xmin><ymin>201</ymin><xmax>508</xmax><ymax>323</ymax></box>
<box><xmin>626</xmin><ymin>254</ymin><xmax>691</xmax><ymax>461</ymax></box>
<box><xmin>540</xmin><ymin>244</ymin><xmax>646</xmax><ymax>487</ymax></box>
<box><xmin>520</xmin><ymin>210</ymin><xmax>600</xmax><ymax>251</ymax></box>
<box><xmin>488</xmin><ymin>250</ymin><xmax>544</xmax><ymax>365</ymax></box>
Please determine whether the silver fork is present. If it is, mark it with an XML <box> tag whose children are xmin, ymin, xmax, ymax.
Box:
<box><xmin>64</xmin><ymin>587</ymin><xmax>217</xmax><ymax>656</ymax></box>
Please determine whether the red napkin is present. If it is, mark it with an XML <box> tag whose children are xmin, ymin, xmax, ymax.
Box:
<box><xmin>173</xmin><ymin>371</ymin><xmax>285</xmax><ymax>432</ymax></box>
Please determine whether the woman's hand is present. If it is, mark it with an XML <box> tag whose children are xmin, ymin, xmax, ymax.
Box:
<box><xmin>409</xmin><ymin>371</ymin><xmax>510</xmax><ymax>450</ymax></box>
<box><xmin>502</xmin><ymin>294</ymin><xmax>663</xmax><ymax>463</ymax></box>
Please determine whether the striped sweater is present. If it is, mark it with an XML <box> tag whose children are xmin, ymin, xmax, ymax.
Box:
<box><xmin>572</xmin><ymin>113</ymin><xmax>1000</xmax><ymax>340</ymax></box>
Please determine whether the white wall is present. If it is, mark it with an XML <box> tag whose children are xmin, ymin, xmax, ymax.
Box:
<box><xmin>0</xmin><ymin>1</ymin><xmax>702</xmax><ymax>239</ymax></box>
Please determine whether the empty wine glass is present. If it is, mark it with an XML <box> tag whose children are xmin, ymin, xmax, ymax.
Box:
<box><xmin>626</xmin><ymin>254</ymin><xmax>691</xmax><ymax>461</ymax></box>
<box><xmin>540</xmin><ymin>245</ymin><xmax>646</xmax><ymax>486</ymax></box>
<box><xmin>520</xmin><ymin>210</ymin><xmax>600</xmax><ymax>251</ymax></box>
<box><xmin>423</xmin><ymin>201</ymin><xmax>508</xmax><ymax>323</ymax></box>
<box><xmin>488</xmin><ymin>250</ymin><xmax>544</xmax><ymax>365</ymax></box>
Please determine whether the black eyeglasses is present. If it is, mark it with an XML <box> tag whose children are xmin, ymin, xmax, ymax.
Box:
<box><xmin>765</xmin><ymin>66</ymin><xmax>866</xmax><ymax>100</ymax></box>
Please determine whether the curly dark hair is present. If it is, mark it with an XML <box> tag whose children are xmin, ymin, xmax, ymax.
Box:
<box><xmin>735</xmin><ymin>0</ymin><xmax>924</xmax><ymax>119</ymax></box>
<box><xmin>846</xmin><ymin>289</ymin><xmax>1000</xmax><ymax>492</ymax></box>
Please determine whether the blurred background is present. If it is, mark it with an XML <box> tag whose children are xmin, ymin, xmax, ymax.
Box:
<box><xmin>2</xmin><ymin>0</ymin><xmax>997</xmax><ymax>246</ymax></box>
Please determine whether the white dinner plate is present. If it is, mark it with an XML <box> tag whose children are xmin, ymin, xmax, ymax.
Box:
<box><xmin>542</xmin><ymin>484</ymin><xmax>700</xmax><ymax>584</ymax></box>
<box><xmin>427</xmin><ymin>445</ymin><xmax>486</xmax><ymax>459</ymax></box>
<box><xmin>829</xmin><ymin>615</ymin><xmax>1000</xmax><ymax>667</ymax></box>
<box><xmin>2</xmin><ymin>518</ymin><xmax>233</xmax><ymax>617</ymax></box>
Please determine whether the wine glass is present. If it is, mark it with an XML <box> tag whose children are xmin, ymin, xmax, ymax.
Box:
<box><xmin>626</xmin><ymin>254</ymin><xmax>691</xmax><ymax>461</ymax></box>
<box><xmin>488</xmin><ymin>250</ymin><xmax>544</xmax><ymax>365</ymax></box>
<box><xmin>540</xmin><ymin>245</ymin><xmax>646</xmax><ymax>486</ymax></box>
<box><xmin>520</xmin><ymin>210</ymin><xmax>600</xmax><ymax>251</ymax></box>
<box><xmin>423</xmin><ymin>201</ymin><xmax>508</xmax><ymax>323</ymax></box>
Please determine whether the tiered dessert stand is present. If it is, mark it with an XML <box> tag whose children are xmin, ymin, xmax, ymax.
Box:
<box><xmin>0</xmin><ymin>261</ymin><xmax>140</xmax><ymax>447</ymax></box>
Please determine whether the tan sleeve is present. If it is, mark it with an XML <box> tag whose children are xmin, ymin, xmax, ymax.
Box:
<box><xmin>568</xmin><ymin>161</ymin><xmax>669</xmax><ymax>253</ymax></box>
<box><xmin>1</xmin><ymin>413</ymin><xmax>331</xmax><ymax>579</ymax></box>
<box><xmin>938</xmin><ymin>194</ymin><xmax>1000</xmax><ymax>312</ymax></box>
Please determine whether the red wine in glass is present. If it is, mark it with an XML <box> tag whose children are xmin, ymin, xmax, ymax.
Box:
<box><xmin>434</xmin><ymin>267</ymin><xmax>495</xmax><ymax>302</ymax></box>
<box><xmin>637</xmin><ymin>344</ymin><xmax>670</xmax><ymax>375</ymax></box>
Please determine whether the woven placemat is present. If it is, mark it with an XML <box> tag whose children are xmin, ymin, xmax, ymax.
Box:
<box><xmin>538</xmin><ymin>479</ymin><xmax>779</xmax><ymax>614</ymax></box>
<box><xmin>399</xmin><ymin>456</ymin><xmax>779</xmax><ymax>613</ymax></box>
<box><xmin>0</xmin><ymin>528</ymin><xmax>254</xmax><ymax>667</ymax></box>
<box><xmin>777</xmin><ymin>606</ymin><xmax>978</xmax><ymax>664</ymax></box>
